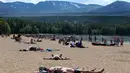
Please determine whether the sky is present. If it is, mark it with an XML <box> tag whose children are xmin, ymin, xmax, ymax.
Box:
<box><xmin>0</xmin><ymin>0</ymin><xmax>130</xmax><ymax>5</ymax></box>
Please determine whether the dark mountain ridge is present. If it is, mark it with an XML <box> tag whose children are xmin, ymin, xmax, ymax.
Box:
<box><xmin>1</xmin><ymin>1</ymin><xmax>130</xmax><ymax>16</ymax></box>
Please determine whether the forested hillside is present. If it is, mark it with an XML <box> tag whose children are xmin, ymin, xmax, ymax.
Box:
<box><xmin>19</xmin><ymin>16</ymin><xmax>130</xmax><ymax>24</ymax></box>
<box><xmin>0</xmin><ymin>16</ymin><xmax>130</xmax><ymax>35</ymax></box>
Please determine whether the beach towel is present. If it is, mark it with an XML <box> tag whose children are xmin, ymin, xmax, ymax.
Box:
<box><xmin>40</xmin><ymin>48</ymin><xmax>52</xmax><ymax>52</ymax></box>
<box><xmin>40</xmin><ymin>48</ymin><xmax>60</xmax><ymax>52</ymax></box>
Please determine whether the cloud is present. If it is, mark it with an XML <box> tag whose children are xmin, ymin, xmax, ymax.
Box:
<box><xmin>0</xmin><ymin>0</ymin><xmax>130</xmax><ymax>5</ymax></box>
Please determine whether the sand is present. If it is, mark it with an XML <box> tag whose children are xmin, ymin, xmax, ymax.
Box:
<box><xmin>0</xmin><ymin>36</ymin><xmax>130</xmax><ymax>73</ymax></box>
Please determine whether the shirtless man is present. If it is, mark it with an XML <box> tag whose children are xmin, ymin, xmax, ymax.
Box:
<box><xmin>43</xmin><ymin>54</ymin><xmax>70</xmax><ymax>60</ymax></box>
<box><xmin>51</xmin><ymin>54</ymin><xmax>62</xmax><ymax>60</ymax></box>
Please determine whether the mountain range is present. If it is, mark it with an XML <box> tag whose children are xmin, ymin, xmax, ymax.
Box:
<box><xmin>0</xmin><ymin>1</ymin><xmax>130</xmax><ymax>16</ymax></box>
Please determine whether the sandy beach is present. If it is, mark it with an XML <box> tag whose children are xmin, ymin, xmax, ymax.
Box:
<box><xmin>0</xmin><ymin>36</ymin><xmax>130</xmax><ymax>73</ymax></box>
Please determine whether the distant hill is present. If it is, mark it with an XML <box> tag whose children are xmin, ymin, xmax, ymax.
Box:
<box><xmin>91</xmin><ymin>1</ymin><xmax>130</xmax><ymax>13</ymax></box>
<box><xmin>1</xmin><ymin>1</ymin><xmax>130</xmax><ymax>16</ymax></box>
<box><xmin>0</xmin><ymin>1</ymin><xmax>102</xmax><ymax>16</ymax></box>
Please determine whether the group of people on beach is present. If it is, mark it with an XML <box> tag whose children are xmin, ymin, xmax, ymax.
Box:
<box><xmin>58</xmin><ymin>36</ymin><xmax>85</xmax><ymax>48</ymax></box>
<box><xmin>89</xmin><ymin>35</ymin><xmax>124</xmax><ymax>46</ymax></box>
<box><xmin>70</xmin><ymin>38</ymin><xmax>85</xmax><ymax>48</ymax></box>
<box><xmin>36</xmin><ymin>66</ymin><xmax>104</xmax><ymax>73</ymax></box>
<box><xmin>12</xmin><ymin>34</ymin><xmax>43</xmax><ymax>44</ymax></box>
<box><xmin>113</xmin><ymin>36</ymin><xmax>124</xmax><ymax>46</ymax></box>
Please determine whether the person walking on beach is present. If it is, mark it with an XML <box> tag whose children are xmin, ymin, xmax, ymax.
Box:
<box><xmin>110</xmin><ymin>40</ymin><xmax>113</xmax><ymax>44</ymax></box>
<box><xmin>120</xmin><ymin>39</ymin><xmax>124</xmax><ymax>46</ymax></box>
<box><xmin>101</xmin><ymin>36</ymin><xmax>104</xmax><ymax>43</ymax></box>
<box><xmin>120</xmin><ymin>36</ymin><xmax>124</xmax><ymax>46</ymax></box>
<box><xmin>88</xmin><ymin>35</ymin><xmax>92</xmax><ymax>42</ymax></box>
<box><xmin>94</xmin><ymin>36</ymin><xmax>97</xmax><ymax>42</ymax></box>
<box><xmin>80</xmin><ymin>37</ymin><xmax>83</xmax><ymax>45</ymax></box>
<box><xmin>114</xmin><ymin>36</ymin><xmax>117</xmax><ymax>44</ymax></box>
<box><xmin>117</xmin><ymin>36</ymin><xmax>120</xmax><ymax>46</ymax></box>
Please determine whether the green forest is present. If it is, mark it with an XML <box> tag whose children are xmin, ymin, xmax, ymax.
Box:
<box><xmin>0</xmin><ymin>16</ymin><xmax>130</xmax><ymax>35</ymax></box>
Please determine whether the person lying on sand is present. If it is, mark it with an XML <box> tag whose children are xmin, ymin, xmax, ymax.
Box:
<box><xmin>35</xmin><ymin>66</ymin><xmax>104</xmax><ymax>73</ymax></box>
<box><xmin>19</xmin><ymin>46</ymin><xmax>60</xmax><ymax>52</ymax></box>
<box><xmin>19</xmin><ymin>46</ymin><xmax>39</xmax><ymax>51</ymax></box>
<box><xmin>43</xmin><ymin>54</ymin><xmax>70</xmax><ymax>60</ymax></box>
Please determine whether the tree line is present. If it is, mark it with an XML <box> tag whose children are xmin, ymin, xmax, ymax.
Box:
<box><xmin>0</xmin><ymin>17</ymin><xmax>130</xmax><ymax>35</ymax></box>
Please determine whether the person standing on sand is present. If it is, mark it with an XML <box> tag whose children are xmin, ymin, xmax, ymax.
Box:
<box><xmin>88</xmin><ymin>35</ymin><xmax>92</xmax><ymax>42</ymax></box>
<box><xmin>110</xmin><ymin>40</ymin><xmax>113</xmax><ymax>44</ymax></box>
<box><xmin>102</xmin><ymin>36</ymin><xmax>104</xmax><ymax>43</ymax></box>
<box><xmin>117</xmin><ymin>36</ymin><xmax>120</xmax><ymax>46</ymax></box>
<box><xmin>94</xmin><ymin>36</ymin><xmax>97</xmax><ymax>42</ymax></box>
<box><xmin>114</xmin><ymin>36</ymin><xmax>117</xmax><ymax>44</ymax></box>
<box><xmin>120</xmin><ymin>36</ymin><xmax>124</xmax><ymax>46</ymax></box>
<box><xmin>80</xmin><ymin>37</ymin><xmax>83</xmax><ymax>45</ymax></box>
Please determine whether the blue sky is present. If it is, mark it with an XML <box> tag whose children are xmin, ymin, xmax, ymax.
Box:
<box><xmin>0</xmin><ymin>0</ymin><xmax>130</xmax><ymax>5</ymax></box>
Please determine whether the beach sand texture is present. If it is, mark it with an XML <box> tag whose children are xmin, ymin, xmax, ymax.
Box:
<box><xmin>0</xmin><ymin>36</ymin><xmax>130</xmax><ymax>73</ymax></box>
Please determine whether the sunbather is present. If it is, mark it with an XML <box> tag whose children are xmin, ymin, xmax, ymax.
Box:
<box><xmin>19</xmin><ymin>46</ymin><xmax>40</xmax><ymax>51</ymax></box>
<box><xmin>19</xmin><ymin>47</ymin><xmax>60</xmax><ymax>52</ymax></box>
<box><xmin>43</xmin><ymin>54</ymin><xmax>70</xmax><ymax>60</ymax></box>
<box><xmin>35</xmin><ymin>66</ymin><xmax>104</xmax><ymax>73</ymax></box>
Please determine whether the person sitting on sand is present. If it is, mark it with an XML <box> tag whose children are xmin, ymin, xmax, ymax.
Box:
<box><xmin>12</xmin><ymin>34</ymin><xmax>15</xmax><ymax>39</ymax></box>
<box><xmin>104</xmin><ymin>39</ymin><xmax>110</xmax><ymax>46</ymax></box>
<box><xmin>58</xmin><ymin>39</ymin><xmax>62</xmax><ymax>44</ymax></box>
<box><xmin>37</xmin><ymin>38</ymin><xmax>42</xmax><ymax>42</ymax></box>
<box><xmin>75</xmin><ymin>41</ymin><xmax>85</xmax><ymax>48</ymax></box>
<box><xmin>50</xmin><ymin>35</ymin><xmax>56</xmax><ymax>41</ymax></box>
<box><xmin>65</xmin><ymin>41</ymin><xmax>69</xmax><ymax>45</ymax></box>
<box><xmin>70</xmin><ymin>41</ymin><xmax>76</xmax><ymax>47</ymax></box>
<box><xmin>31</xmin><ymin>38</ymin><xmax>34</xmax><ymax>44</ymax></box>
